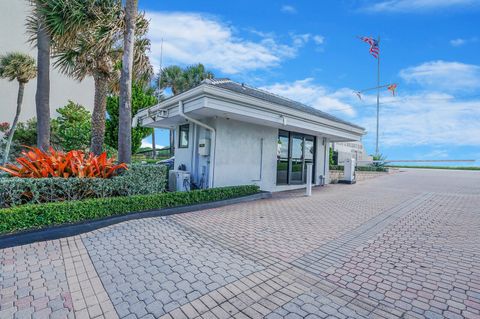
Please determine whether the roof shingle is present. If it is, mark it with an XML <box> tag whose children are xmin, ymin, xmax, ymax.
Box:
<box><xmin>205</xmin><ymin>78</ymin><xmax>364</xmax><ymax>130</ymax></box>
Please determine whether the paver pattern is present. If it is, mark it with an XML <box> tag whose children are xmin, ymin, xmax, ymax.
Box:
<box><xmin>0</xmin><ymin>241</ymin><xmax>73</xmax><ymax>319</ymax></box>
<box><xmin>82</xmin><ymin>218</ymin><xmax>264</xmax><ymax>318</ymax></box>
<box><xmin>1</xmin><ymin>168</ymin><xmax>480</xmax><ymax>318</ymax></box>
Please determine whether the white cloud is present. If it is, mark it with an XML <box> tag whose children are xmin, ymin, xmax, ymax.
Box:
<box><xmin>450</xmin><ymin>38</ymin><xmax>467</xmax><ymax>47</ymax></box>
<box><xmin>146</xmin><ymin>11</ymin><xmax>300</xmax><ymax>74</ymax></box>
<box><xmin>141</xmin><ymin>140</ymin><xmax>165</xmax><ymax>149</ymax></box>
<box><xmin>399</xmin><ymin>61</ymin><xmax>480</xmax><ymax>92</ymax></box>
<box><xmin>363</xmin><ymin>0</ymin><xmax>480</xmax><ymax>13</ymax></box>
<box><xmin>281</xmin><ymin>5</ymin><xmax>297</xmax><ymax>14</ymax></box>
<box><xmin>261</xmin><ymin>77</ymin><xmax>480</xmax><ymax>148</ymax></box>
<box><xmin>357</xmin><ymin>91</ymin><xmax>480</xmax><ymax>147</ymax></box>
<box><xmin>291</xmin><ymin>33</ymin><xmax>310</xmax><ymax>47</ymax></box>
<box><xmin>261</xmin><ymin>78</ymin><xmax>357</xmax><ymax>116</ymax></box>
<box><xmin>313</xmin><ymin>35</ymin><xmax>325</xmax><ymax>45</ymax></box>
<box><xmin>450</xmin><ymin>37</ymin><xmax>478</xmax><ymax>47</ymax></box>
<box><xmin>290</xmin><ymin>33</ymin><xmax>325</xmax><ymax>48</ymax></box>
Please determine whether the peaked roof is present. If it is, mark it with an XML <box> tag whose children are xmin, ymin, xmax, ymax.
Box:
<box><xmin>203</xmin><ymin>78</ymin><xmax>364</xmax><ymax>130</ymax></box>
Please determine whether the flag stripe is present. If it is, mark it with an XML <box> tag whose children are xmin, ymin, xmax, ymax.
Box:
<box><xmin>360</xmin><ymin>36</ymin><xmax>380</xmax><ymax>59</ymax></box>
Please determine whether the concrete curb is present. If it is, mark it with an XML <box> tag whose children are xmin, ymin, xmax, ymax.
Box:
<box><xmin>0</xmin><ymin>191</ymin><xmax>271</xmax><ymax>249</ymax></box>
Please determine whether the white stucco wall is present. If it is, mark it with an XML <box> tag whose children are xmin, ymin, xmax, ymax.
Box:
<box><xmin>172</xmin><ymin>115</ymin><xmax>334</xmax><ymax>191</ymax></box>
<box><xmin>213</xmin><ymin>118</ymin><xmax>278</xmax><ymax>191</ymax></box>
<box><xmin>0</xmin><ymin>0</ymin><xmax>94</xmax><ymax>124</ymax></box>
<box><xmin>315</xmin><ymin>137</ymin><xmax>329</xmax><ymax>185</ymax></box>
<box><xmin>174</xmin><ymin>117</ymin><xmax>278</xmax><ymax>191</ymax></box>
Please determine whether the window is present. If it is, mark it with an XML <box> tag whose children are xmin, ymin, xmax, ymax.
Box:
<box><xmin>179</xmin><ymin>124</ymin><xmax>189</xmax><ymax>148</ymax></box>
<box><xmin>277</xmin><ymin>131</ymin><xmax>289</xmax><ymax>185</ymax></box>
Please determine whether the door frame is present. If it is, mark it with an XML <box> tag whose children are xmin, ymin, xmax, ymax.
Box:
<box><xmin>276</xmin><ymin>130</ymin><xmax>316</xmax><ymax>185</ymax></box>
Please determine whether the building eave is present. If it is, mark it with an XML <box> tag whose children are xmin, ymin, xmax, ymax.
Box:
<box><xmin>134</xmin><ymin>84</ymin><xmax>365</xmax><ymax>139</ymax></box>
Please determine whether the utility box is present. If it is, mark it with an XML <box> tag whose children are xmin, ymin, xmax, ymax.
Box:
<box><xmin>198</xmin><ymin>138</ymin><xmax>210</xmax><ymax>156</ymax></box>
<box><xmin>339</xmin><ymin>158</ymin><xmax>356</xmax><ymax>184</ymax></box>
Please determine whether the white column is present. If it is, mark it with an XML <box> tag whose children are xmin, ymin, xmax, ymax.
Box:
<box><xmin>306</xmin><ymin>163</ymin><xmax>313</xmax><ymax>196</ymax></box>
<box><xmin>324</xmin><ymin>139</ymin><xmax>330</xmax><ymax>184</ymax></box>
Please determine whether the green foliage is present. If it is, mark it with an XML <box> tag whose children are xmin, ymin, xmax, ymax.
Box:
<box><xmin>158</xmin><ymin>63</ymin><xmax>214</xmax><ymax>95</ymax></box>
<box><xmin>106</xmin><ymin>83</ymin><xmax>157</xmax><ymax>154</ymax></box>
<box><xmin>371</xmin><ymin>153</ymin><xmax>387</xmax><ymax>168</ymax></box>
<box><xmin>12</xmin><ymin>119</ymin><xmax>37</xmax><ymax>147</ymax></box>
<box><xmin>329</xmin><ymin>147</ymin><xmax>338</xmax><ymax>166</ymax></box>
<box><xmin>3</xmin><ymin>102</ymin><xmax>92</xmax><ymax>154</ymax></box>
<box><xmin>52</xmin><ymin>101</ymin><xmax>91</xmax><ymax>151</ymax></box>
<box><xmin>330</xmin><ymin>165</ymin><xmax>388</xmax><ymax>172</ymax></box>
<box><xmin>0</xmin><ymin>185</ymin><xmax>260</xmax><ymax>234</ymax></box>
<box><xmin>0</xmin><ymin>164</ymin><xmax>168</xmax><ymax>208</ymax></box>
<box><xmin>0</xmin><ymin>52</ymin><xmax>37</xmax><ymax>83</ymax></box>
<box><xmin>1</xmin><ymin>119</ymin><xmax>37</xmax><ymax>158</ymax></box>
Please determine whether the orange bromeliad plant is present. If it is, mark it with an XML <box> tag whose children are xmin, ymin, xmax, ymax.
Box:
<box><xmin>0</xmin><ymin>147</ymin><xmax>127</xmax><ymax>178</ymax></box>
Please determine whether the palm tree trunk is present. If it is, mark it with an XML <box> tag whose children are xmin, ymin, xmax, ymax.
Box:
<box><xmin>169</xmin><ymin>128</ymin><xmax>174</xmax><ymax>157</ymax></box>
<box><xmin>118</xmin><ymin>0</ymin><xmax>138</xmax><ymax>164</ymax></box>
<box><xmin>151</xmin><ymin>128</ymin><xmax>156</xmax><ymax>159</ymax></box>
<box><xmin>90</xmin><ymin>74</ymin><xmax>108</xmax><ymax>155</ymax></box>
<box><xmin>35</xmin><ymin>15</ymin><xmax>51</xmax><ymax>151</ymax></box>
<box><xmin>3</xmin><ymin>82</ymin><xmax>25</xmax><ymax>165</ymax></box>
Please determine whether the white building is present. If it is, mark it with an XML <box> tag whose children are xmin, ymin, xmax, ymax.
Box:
<box><xmin>135</xmin><ymin>79</ymin><xmax>365</xmax><ymax>192</ymax></box>
<box><xmin>0</xmin><ymin>0</ymin><xmax>94</xmax><ymax>123</ymax></box>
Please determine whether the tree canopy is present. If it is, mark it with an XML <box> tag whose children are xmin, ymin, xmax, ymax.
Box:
<box><xmin>105</xmin><ymin>83</ymin><xmax>158</xmax><ymax>154</ymax></box>
<box><xmin>158</xmin><ymin>63</ymin><xmax>214</xmax><ymax>95</ymax></box>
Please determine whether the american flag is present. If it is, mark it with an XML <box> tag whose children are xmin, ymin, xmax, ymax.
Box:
<box><xmin>360</xmin><ymin>36</ymin><xmax>379</xmax><ymax>59</ymax></box>
<box><xmin>387</xmin><ymin>83</ymin><xmax>397</xmax><ymax>96</ymax></box>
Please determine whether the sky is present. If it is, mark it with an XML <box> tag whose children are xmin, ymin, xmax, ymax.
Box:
<box><xmin>139</xmin><ymin>0</ymin><xmax>480</xmax><ymax>164</ymax></box>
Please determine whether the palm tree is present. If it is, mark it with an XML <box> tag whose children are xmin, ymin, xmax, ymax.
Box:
<box><xmin>158</xmin><ymin>65</ymin><xmax>185</xmax><ymax>95</ymax></box>
<box><xmin>33</xmin><ymin>2</ymin><xmax>51</xmax><ymax>151</ymax></box>
<box><xmin>158</xmin><ymin>64</ymin><xmax>213</xmax><ymax>95</ymax></box>
<box><xmin>183</xmin><ymin>64</ymin><xmax>214</xmax><ymax>88</ymax></box>
<box><xmin>118</xmin><ymin>0</ymin><xmax>138</xmax><ymax>164</ymax></box>
<box><xmin>158</xmin><ymin>63</ymin><xmax>214</xmax><ymax>156</ymax></box>
<box><xmin>0</xmin><ymin>53</ymin><xmax>37</xmax><ymax>164</ymax></box>
<box><xmin>34</xmin><ymin>0</ymin><xmax>152</xmax><ymax>155</ymax></box>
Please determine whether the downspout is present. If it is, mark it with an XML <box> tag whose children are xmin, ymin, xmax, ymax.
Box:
<box><xmin>178</xmin><ymin>101</ymin><xmax>216</xmax><ymax>188</ymax></box>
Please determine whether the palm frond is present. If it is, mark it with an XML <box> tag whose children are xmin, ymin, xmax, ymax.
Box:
<box><xmin>0</xmin><ymin>53</ymin><xmax>37</xmax><ymax>83</ymax></box>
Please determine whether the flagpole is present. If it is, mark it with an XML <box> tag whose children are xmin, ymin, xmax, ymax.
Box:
<box><xmin>375</xmin><ymin>35</ymin><xmax>380</xmax><ymax>155</ymax></box>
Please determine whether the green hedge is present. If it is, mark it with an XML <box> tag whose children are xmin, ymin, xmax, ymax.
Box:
<box><xmin>0</xmin><ymin>164</ymin><xmax>168</xmax><ymax>208</ymax></box>
<box><xmin>0</xmin><ymin>185</ymin><xmax>260</xmax><ymax>234</ymax></box>
<box><xmin>330</xmin><ymin>165</ymin><xmax>388</xmax><ymax>172</ymax></box>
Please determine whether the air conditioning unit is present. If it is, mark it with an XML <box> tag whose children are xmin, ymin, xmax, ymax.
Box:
<box><xmin>169</xmin><ymin>170</ymin><xmax>191</xmax><ymax>192</ymax></box>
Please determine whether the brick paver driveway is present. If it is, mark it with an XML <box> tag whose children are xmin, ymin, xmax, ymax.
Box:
<box><xmin>1</xmin><ymin>169</ymin><xmax>480</xmax><ymax>319</ymax></box>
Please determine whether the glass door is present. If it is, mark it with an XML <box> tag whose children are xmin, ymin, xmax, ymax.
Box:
<box><xmin>276</xmin><ymin>130</ymin><xmax>316</xmax><ymax>185</ymax></box>
<box><xmin>289</xmin><ymin>134</ymin><xmax>304</xmax><ymax>184</ymax></box>
<box><xmin>276</xmin><ymin>131</ymin><xmax>289</xmax><ymax>185</ymax></box>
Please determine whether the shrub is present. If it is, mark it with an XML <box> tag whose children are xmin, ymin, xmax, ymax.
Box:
<box><xmin>330</xmin><ymin>165</ymin><xmax>388</xmax><ymax>172</ymax></box>
<box><xmin>0</xmin><ymin>164</ymin><xmax>168</xmax><ymax>207</ymax></box>
<box><xmin>0</xmin><ymin>147</ymin><xmax>126</xmax><ymax>178</ymax></box>
<box><xmin>52</xmin><ymin>101</ymin><xmax>91</xmax><ymax>152</ymax></box>
<box><xmin>0</xmin><ymin>185</ymin><xmax>260</xmax><ymax>234</ymax></box>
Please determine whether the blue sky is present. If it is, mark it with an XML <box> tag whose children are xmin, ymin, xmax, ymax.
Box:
<box><xmin>140</xmin><ymin>0</ymin><xmax>480</xmax><ymax>164</ymax></box>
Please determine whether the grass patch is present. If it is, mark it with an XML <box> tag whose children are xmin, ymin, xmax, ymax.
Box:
<box><xmin>0</xmin><ymin>185</ymin><xmax>260</xmax><ymax>235</ymax></box>
<box><xmin>387</xmin><ymin>165</ymin><xmax>480</xmax><ymax>171</ymax></box>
